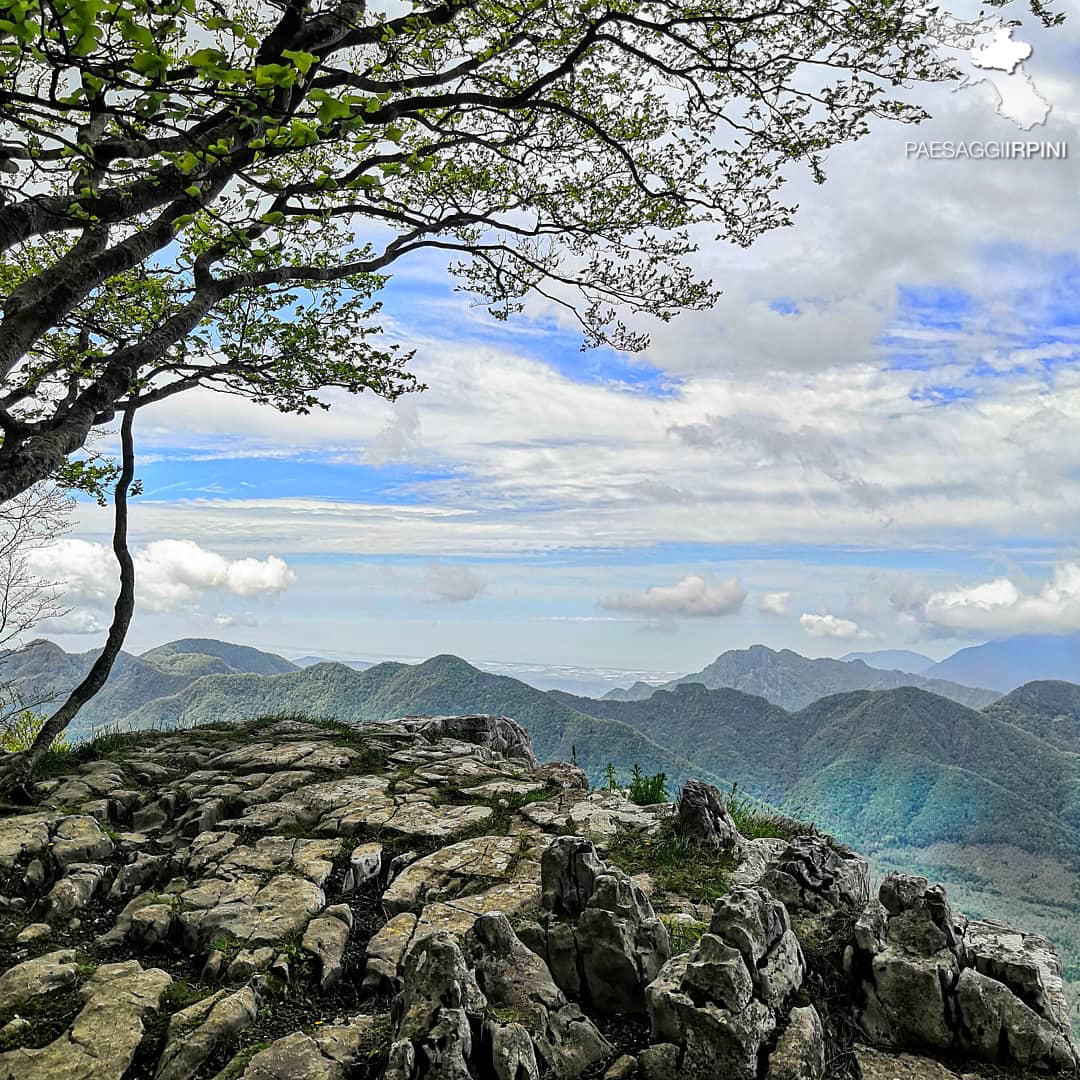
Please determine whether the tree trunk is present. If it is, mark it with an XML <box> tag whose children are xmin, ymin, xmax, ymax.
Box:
<box><xmin>0</xmin><ymin>405</ymin><xmax>137</xmax><ymax>799</ymax></box>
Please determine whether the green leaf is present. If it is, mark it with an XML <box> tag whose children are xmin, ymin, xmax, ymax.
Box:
<box><xmin>282</xmin><ymin>48</ymin><xmax>318</xmax><ymax>74</ymax></box>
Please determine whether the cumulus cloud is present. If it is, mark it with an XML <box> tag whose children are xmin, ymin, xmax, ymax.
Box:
<box><xmin>214</xmin><ymin>612</ymin><xmax>258</xmax><ymax>628</ymax></box>
<box><xmin>758</xmin><ymin>592</ymin><xmax>791</xmax><ymax>617</ymax></box>
<box><xmin>800</xmin><ymin>612</ymin><xmax>862</xmax><ymax>639</ymax></box>
<box><xmin>422</xmin><ymin>562</ymin><xmax>487</xmax><ymax>603</ymax></box>
<box><xmin>922</xmin><ymin>564</ymin><xmax>1080</xmax><ymax>634</ymax></box>
<box><xmin>26</xmin><ymin>538</ymin><xmax>295</xmax><ymax>616</ymax></box>
<box><xmin>601</xmin><ymin>574</ymin><xmax>746</xmax><ymax>618</ymax></box>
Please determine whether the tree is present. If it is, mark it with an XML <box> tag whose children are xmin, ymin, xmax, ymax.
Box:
<box><xmin>0</xmin><ymin>406</ymin><xmax>136</xmax><ymax>795</ymax></box>
<box><xmin>0</xmin><ymin>0</ymin><xmax>1058</xmax><ymax>503</ymax></box>
<box><xmin>0</xmin><ymin>480</ymin><xmax>72</xmax><ymax>730</ymax></box>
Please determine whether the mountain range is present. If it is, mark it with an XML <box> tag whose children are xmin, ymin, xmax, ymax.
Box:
<box><xmin>3</xmin><ymin>635</ymin><xmax>1078</xmax><ymax>1014</ymax></box>
<box><xmin>600</xmin><ymin>644</ymin><xmax>1000</xmax><ymax>710</ymax></box>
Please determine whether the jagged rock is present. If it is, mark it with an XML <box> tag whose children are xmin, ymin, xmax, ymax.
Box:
<box><xmin>964</xmin><ymin>918</ymin><xmax>1073</xmax><ymax>1032</ymax></box>
<box><xmin>155</xmin><ymin>984</ymin><xmax>259</xmax><ymax>1079</ymax></box>
<box><xmin>0</xmin><ymin>960</ymin><xmax>171</xmax><ymax>1080</ymax></box>
<box><xmin>540</xmin><ymin>835</ymin><xmax>606</xmax><ymax>917</ymax></box>
<box><xmin>759</xmin><ymin>834</ymin><xmax>869</xmax><ymax>916</ymax></box>
<box><xmin>365</xmin><ymin>882</ymin><xmax>542</xmax><ymax>992</ymax></box>
<box><xmin>675</xmin><ymin>780</ymin><xmax>740</xmax><ymax>852</ymax></box>
<box><xmin>464</xmin><ymin>913</ymin><xmax>610</xmax><ymax>1078</ymax></box>
<box><xmin>302</xmin><ymin>905</ymin><xmax>352</xmax><ymax>991</ymax></box>
<box><xmin>845</xmin><ymin>872</ymin><xmax>1080</xmax><ymax>1072</ymax></box>
<box><xmin>109</xmin><ymin>853</ymin><xmax>166</xmax><ymax>900</ymax></box>
<box><xmin>384</xmin><ymin>932</ymin><xmax>485</xmax><ymax>1080</ymax></box>
<box><xmin>50</xmin><ymin>815</ymin><xmax>114</xmax><ymax>868</ymax></box>
<box><xmin>364</xmin><ymin>912</ymin><xmax>418</xmax><ymax>992</ymax></box>
<box><xmin>955</xmin><ymin>967</ymin><xmax>1077</xmax><ymax>1070</ymax></box>
<box><xmin>645</xmin><ymin>888</ymin><xmax>805</xmax><ymax>1080</ymax></box>
<box><xmin>237</xmin><ymin>1018</ymin><xmax>380</xmax><ymax>1079</ymax></box>
<box><xmin>604</xmin><ymin>1055</ymin><xmax>639</xmax><ymax>1079</ymax></box>
<box><xmin>527</xmin><ymin>836</ymin><xmax>669</xmax><ymax>1015</ymax></box>
<box><xmin>226</xmin><ymin>947</ymin><xmax>276</xmax><ymax>982</ymax></box>
<box><xmin>535</xmin><ymin>761</ymin><xmax>589</xmax><ymax>790</ymax></box>
<box><xmin>0</xmin><ymin>949</ymin><xmax>77</xmax><ymax>1010</ymax></box>
<box><xmin>44</xmin><ymin>862</ymin><xmax>108</xmax><ymax>920</ymax></box>
<box><xmin>637</xmin><ymin>1044</ymin><xmax>679</xmax><ymax>1080</ymax></box>
<box><xmin>766</xmin><ymin>1005</ymin><xmax>825</xmax><ymax>1080</ymax></box>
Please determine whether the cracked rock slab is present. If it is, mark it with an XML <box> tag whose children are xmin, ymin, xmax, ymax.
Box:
<box><xmin>0</xmin><ymin>961</ymin><xmax>171</xmax><ymax>1080</ymax></box>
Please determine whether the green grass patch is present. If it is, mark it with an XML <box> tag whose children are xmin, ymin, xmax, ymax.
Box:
<box><xmin>603</xmin><ymin>817</ymin><xmax>734</xmax><ymax>907</ymax></box>
<box><xmin>660</xmin><ymin>914</ymin><xmax>707</xmax><ymax>956</ymax></box>
<box><xmin>725</xmin><ymin>783</ymin><xmax>818</xmax><ymax>843</ymax></box>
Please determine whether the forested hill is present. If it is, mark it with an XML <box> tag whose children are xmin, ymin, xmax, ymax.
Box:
<box><xmin>601</xmin><ymin>643</ymin><xmax>999</xmax><ymax>711</ymax></box>
<box><xmin>117</xmin><ymin>653</ymin><xmax>723</xmax><ymax>792</ymax></box>
<box><xmin>555</xmin><ymin>682</ymin><xmax>1078</xmax><ymax>856</ymax></box>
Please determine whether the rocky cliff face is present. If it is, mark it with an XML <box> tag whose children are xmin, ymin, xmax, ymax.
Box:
<box><xmin>0</xmin><ymin>714</ymin><xmax>1075</xmax><ymax>1080</ymax></box>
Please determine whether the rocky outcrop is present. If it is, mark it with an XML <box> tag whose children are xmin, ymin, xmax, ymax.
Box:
<box><xmin>519</xmin><ymin>835</ymin><xmax>671</xmax><ymax>1014</ymax></box>
<box><xmin>0</xmin><ymin>713</ymin><xmax>1073</xmax><ymax>1080</ymax></box>
<box><xmin>846</xmin><ymin>872</ymin><xmax>1080</xmax><ymax>1072</ymax></box>
<box><xmin>645</xmin><ymin>885</ymin><xmax>807</xmax><ymax>1080</ymax></box>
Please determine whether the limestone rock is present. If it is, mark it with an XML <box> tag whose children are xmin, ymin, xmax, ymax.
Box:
<box><xmin>464</xmin><ymin>912</ymin><xmax>610</xmax><ymax>1078</ymax></box>
<box><xmin>675</xmin><ymin>779</ymin><xmax>740</xmax><ymax>852</ymax></box>
<box><xmin>766</xmin><ymin>1005</ymin><xmax>825</xmax><ymax>1080</ymax></box>
<box><xmin>845</xmin><ymin>872</ymin><xmax>1080</xmax><ymax>1071</ymax></box>
<box><xmin>238</xmin><ymin>1020</ymin><xmax>379</xmax><ymax>1080</ymax></box>
<box><xmin>385</xmin><ymin>932</ymin><xmax>485</xmax><ymax>1080</ymax></box>
<box><xmin>50</xmin><ymin>815</ymin><xmax>114</xmax><ymax>868</ymax></box>
<box><xmin>44</xmin><ymin>862</ymin><xmax>107</xmax><ymax>920</ymax></box>
<box><xmin>397</xmin><ymin>714</ymin><xmax>538</xmax><ymax>766</ymax></box>
<box><xmin>342</xmin><ymin>841</ymin><xmax>382</xmax><ymax>892</ymax></box>
<box><xmin>0</xmin><ymin>961</ymin><xmax>171</xmax><ymax>1080</ymax></box>
<box><xmin>760</xmin><ymin>834</ymin><xmax>869</xmax><ymax>917</ymax></box>
<box><xmin>155</xmin><ymin>985</ymin><xmax>259</xmax><ymax>1080</ymax></box>
<box><xmin>540</xmin><ymin>835</ymin><xmax>606</xmax><ymax>917</ymax></box>
<box><xmin>645</xmin><ymin>887</ymin><xmax>806</xmax><ymax>1080</ymax></box>
<box><xmin>529</xmin><ymin>836</ymin><xmax>670</xmax><ymax>1015</ymax></box>
<box><xmin>302</xmin><ymin>905</ymin><xmax>352</xmax><ymax>991</ymax></box>
<box><xmin>383</xmin><ymin>834</ymin><xmax>527</xmax><ymax>915</ymax></box>
<box><xmin>852</xmin><ymin>1046</ymin><xmax>962</xmax><ymax>1079</ymax></box>
<box><xmin>0</xmin><ymin>949</ymin><xmax>77</xmax><ymax>1011</ymax></box>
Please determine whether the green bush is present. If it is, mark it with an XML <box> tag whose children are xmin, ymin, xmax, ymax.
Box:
<box><xmin>628</xmin><ymin>764</ymin><xmax>669</xmax><ymax>806</ymax></box>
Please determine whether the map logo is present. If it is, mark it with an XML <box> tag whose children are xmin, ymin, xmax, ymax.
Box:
<box><xmin>929</xmin><ymin>10</ymin><xmax>1050</xmax><ymax>129</ymax></box>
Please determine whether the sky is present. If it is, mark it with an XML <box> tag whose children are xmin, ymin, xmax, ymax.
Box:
<box><xmin>28</xmin><ymin>4</ymin><xmax>1080</xmax><ymax>685</ymax></box>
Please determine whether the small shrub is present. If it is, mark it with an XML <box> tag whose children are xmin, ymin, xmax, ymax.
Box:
<box><xmin>628</xmin><ymin>764</ymin><xmax>669</xmax><ymax>806</ymax></box>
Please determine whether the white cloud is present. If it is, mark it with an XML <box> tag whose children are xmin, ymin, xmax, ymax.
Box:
<box><xmin>758</xmin><ymin>592</ymin><xmax>792</xmax><ymax>617</ymax></box>
<box><xmin>923</xmin><ymin>563</ymin><xmax>1080</xmax><ymax>634</ymax></box>
<box><xmin>601</xmin><ymin>573</ymin><xmax>746</xmax><ymax>618</ymax></box>
<box><xmin>214</xmin><ymin>612</ymin><xmax>258</xmax><ymax>628</ymax></box>
<box><xmin>422</xmin><ymin>562</ymin><xmax>487</xmax><ymax>603</ymax></box>
<box><xmin>800</xmin><ymin>612</ymin><xmax>862</xmax><ymax>639</ymax></box>
<box><xmin>26</xmin><ymin>538</ymin><xmax>295</xmax><ymax>616</ymax></box>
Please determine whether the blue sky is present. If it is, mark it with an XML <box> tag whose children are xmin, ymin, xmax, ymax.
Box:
<box><xmin>36</xmin><ymin>7</ymin><xmax>1080</xmax><ymax>683</ymax></box>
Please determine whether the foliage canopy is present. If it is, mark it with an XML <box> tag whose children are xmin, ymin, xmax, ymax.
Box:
<box><xmin>0</xmin><ymin>0</ymin><xmax>1057</xmax><ymax>501</ymax></box>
